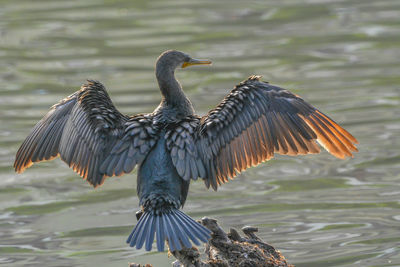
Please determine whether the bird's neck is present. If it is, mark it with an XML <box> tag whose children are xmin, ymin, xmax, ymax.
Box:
<box><xmin>156</xmin><ymin>68</ymin><xmax>189</xmax><ymax>107</ymax></box>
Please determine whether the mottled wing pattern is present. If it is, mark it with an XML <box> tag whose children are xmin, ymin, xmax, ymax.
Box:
<box><xmin>57</xmin><ymin>81</ymin><xmax>128</xmax><ymax>187</ymax></box>
<box><xmin>14</xmin><ymin>80</ymin><xmax>157</xmax><ymax>187</ymax></box>
<box><xmin>165</xmin><ymin>116</ymin><xmax>207</xmax><ymax>181</ymax></box>
<box><xmin>100</xmin><ymin>114</ymin><xmax>159</xmax><ymax>178</ymax></box>
<box><xmin>198</xmin><ymin>76</ymin><xmax>359</xmax><ymax>190</ymax></box>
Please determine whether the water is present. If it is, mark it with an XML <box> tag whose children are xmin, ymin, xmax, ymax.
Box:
<box><xmin>1</xmin><ymin>0</ymin><xmax>399</xmax><ymax>266</ymax></box>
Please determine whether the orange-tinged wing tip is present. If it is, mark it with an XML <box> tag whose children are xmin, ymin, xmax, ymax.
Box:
<box><xmin>315</xmin><ymin>110</ymin><xmax>359</xmax><ymax>144</ymax></box>
<box><xmin>300</xmin><ymin>112</ymin><xmax>358</xmax><ymax>160</ymax></box>
<box><xmin>14</xmin><ymin>161</ymin><xmax>32</xmax><ymax>173</ymax></box>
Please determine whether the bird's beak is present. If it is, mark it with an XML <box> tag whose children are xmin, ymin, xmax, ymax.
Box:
<box><xmin>182</xmin><ymin>58</ymin><xmax>212</xmax><ymax>68</ymax></box>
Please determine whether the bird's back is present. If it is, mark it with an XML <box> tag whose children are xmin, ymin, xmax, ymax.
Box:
<box><xmin>127</xmin><ymin>130</ymin><xmax>209</xmax><ymax>252</ymax></box>
<box><xmin>137</xmin><ymin>133</ymin><xmax>189</xmax><ymax>211</ymax></box>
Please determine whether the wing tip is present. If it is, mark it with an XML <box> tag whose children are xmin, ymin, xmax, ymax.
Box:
<box><xmin>89</xmin><ymin>175</ymin><xmax>106</xmax><ymax>189</ymax></box>
<box><xmin>14</xmin><ymin>167</ymin><xmax>25</xmax><ymax>174</ymax></box>
<box><xmin>14</xmin><ymin>160</ymin><xmax>32</xmax><ymax>174</ymax></box>
<box><xmin>301</xmin><ymin>111</ymin><xmax>359</xmax><ymax>160</ymax></box>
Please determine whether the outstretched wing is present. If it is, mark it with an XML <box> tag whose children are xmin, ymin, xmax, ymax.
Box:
<box><xmin>14</xmin><ymin>80</ymin><xmax>158</xmax><ymax>187</ymax></box>
<box><xmin>197</xmin><ymin>76</ymin><xmax>358</xmax><ymax>190</ymax></box>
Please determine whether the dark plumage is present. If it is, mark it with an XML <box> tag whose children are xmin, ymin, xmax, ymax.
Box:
<box><xmin>14</xmin><ymin>50</ymin><xmax>358</xmax><ymax>252</ymax></box>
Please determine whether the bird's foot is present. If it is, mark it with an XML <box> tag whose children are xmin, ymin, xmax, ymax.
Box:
<box><xmin>135</xmin><ymin>210</ymin><xmax>143</xmax><ymax>221</ymax></box>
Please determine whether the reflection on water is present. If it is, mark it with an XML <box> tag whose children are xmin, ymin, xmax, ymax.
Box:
<box><xmin>1</xmin><ymin>0</ymin><xmax>399</xmax><ymax>266</ymax></box>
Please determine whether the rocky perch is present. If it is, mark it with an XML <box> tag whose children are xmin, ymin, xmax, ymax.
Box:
<box><xmin>130</xmin><ymin>217</ymin><xmax>293</xmax><ymax>267</ymax></box>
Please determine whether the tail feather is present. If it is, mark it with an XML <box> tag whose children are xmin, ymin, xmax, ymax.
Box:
<box><xmin>127</xmin><ymin>212</ymin><xmax>150</xmax><ymax>246</ymax></box>
<box><xmin>145</xmin><ymin>215</ymin><xmax>156</xmax><ymax>251</ymax></box>
<box><xmin>161</xmin><ymin>214</ymin><xmax>176</xmax><ymax>251</ymax></box>
<box><xmin>136</xmin><ymin>214</ymin><xmax>153</xmax><ymax>250</ymax></box>
<box><xmin>127</xmin><ymin>209</ymin><xmax>211</xmax><ymax>251</ymax></box>
<box><xmin>173</xmin><ymin>210</ymin><xmax>203</xmax><ymax>245</ymax></box>
<box><xmin>172</xmin><ymin>215</ymin><xmax>201</xmax><ymax>246</ymax></box>
<box><xmin>167</xmin><ymin>213</ymin><xmax>191</xmax><ymax>248</ymax></box>
<box><xmin>163</xmin><ymin>214</ymin><xmax>181</xmax><ymax>251</ymax></box>
<box><xmin>155</xmin><ymin>215</ymin><xmax>165</xmax><ymax>251</ymax></box>
<box><xmin>177</xmin><ymin>210</ymin><xmax>210</xmax><ymax>242</ymax></box>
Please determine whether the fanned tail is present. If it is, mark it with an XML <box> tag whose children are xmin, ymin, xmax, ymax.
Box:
<box><xmin>127</xmin><ymin>209</ymin><xmax>211</xmax><ymax>251</ymax></box>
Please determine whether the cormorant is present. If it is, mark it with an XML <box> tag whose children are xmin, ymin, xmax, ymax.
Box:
<box><xmin>14</xmin><ymin>50</ymin><xmax>358</xmax><ymax>252</ymax></box>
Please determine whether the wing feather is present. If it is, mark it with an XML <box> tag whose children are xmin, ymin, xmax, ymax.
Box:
<box><xmin>14</xmin><ymin>94</ymin><xmax>77</xmax><ymax>172</ymax></box>
<box><xmin>14</xmin><ymin>80</ymin><xmax>159</xmax><ymax>187</ymax></box>
<box><xmin>99</xmin><ymin>114</ymin><xmax>159</xmax><ymax>179</ymax></box>
<box><xmin>165</xmin><ymin>116</ymin><xmax>208</xmax><ymax>182</ymax></box>
<box><xmin>197</xmin><ymin>76</ymin><xmax>358</xmax><ymax>190</ymax></box>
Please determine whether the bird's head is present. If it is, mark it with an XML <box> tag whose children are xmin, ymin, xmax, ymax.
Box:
<box><xmin>156</xmin><ymin>50</ymin><xmax>212</xmax><ymax>72</ymax></box>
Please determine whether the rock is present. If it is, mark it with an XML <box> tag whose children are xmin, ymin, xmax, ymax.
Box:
<box><xmin>171</xmin><ymin>217</ymin><xmax>294</xmax><ymax>267</ymax></box>
<box><xmin>130</xmin><ymin>217</ymin><xmax>294</xmax><ymax>267</ymax></box>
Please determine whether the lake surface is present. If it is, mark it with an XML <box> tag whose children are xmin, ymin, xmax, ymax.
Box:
<box><xmin>1</xmin><ymin>0</ymin><xmax>399</xmax><ymax>266</ymax></box>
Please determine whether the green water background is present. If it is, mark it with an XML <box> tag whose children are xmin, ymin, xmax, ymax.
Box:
<box><xmin>0</xmin><ymin>0</ymin><xmax>399</xmax><ymax>266</ymax></box>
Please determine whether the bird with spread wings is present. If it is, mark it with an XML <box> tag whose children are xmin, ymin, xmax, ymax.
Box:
<box><xmin>14</xmin><ymin>50</ymin><xmax>358</xmax><ymax>252</ymax></box>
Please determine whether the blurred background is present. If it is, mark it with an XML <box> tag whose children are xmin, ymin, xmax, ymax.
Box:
<box><xmin>1</xmin><ymin>0</ymin><xmax>399</xmax><ymax>266</ymax></box>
